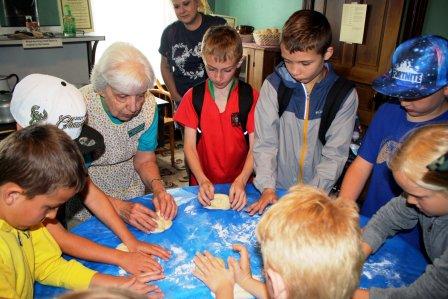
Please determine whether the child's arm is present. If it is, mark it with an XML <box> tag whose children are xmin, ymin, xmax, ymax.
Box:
<box><xmin>90</xmin><ymin>271</ymin><xmax>164</xmax><ymax>296</ymax></box>
<box><xmin>82</xmin><ymin>178</ymin><xmax>171</xmax><ymax>259</ymax></box>
<box><xmin>309</xmin><ymin>89</ymin><xmax>358</xmax><ymax>193</ymax></box>
<box><xmin>339</xmin><ymin>156</ymin><xmax>373</xmax><ymax>202</ymax></box>
<box><xmin>357</xmin><ymin>249</ymin><xmax>448</xmax><ymax>298</ymax></box>
<box><xmin>183</xmin><ymin>127</ymin><xmax>215</xmax><ymax>206</ymax></box>
<box><xmin>44</xmin><ymin>220</ymin><xmax>166</xmax><ymax>275</ymax></box>
<box><xmin>250</xmin><ymin>81</ymin><xmax>281</xmax><ymax>215</ymax></box>
<box><xmin>33</xmin><ymin>225</ymin><xmax>164</xmax><ymax>295</ymax></box>
<box><xmin>362</xmin><ymin>195</ymin><xmax>419</xmax><ymax>252</ymax></box>
<box><xmin>228</xmin><ymin>244</ymin><xmax>269</xmax><ymax>299</ymax></box>
<box><xmin>193</xmin><ymin>251</ymin><xmax>235</xmax><ymax>299</ymax></box>
<box><xmin>229</xmin><ymin>133</ymin><xmax>255</xmax><ymax>211</ymax></box>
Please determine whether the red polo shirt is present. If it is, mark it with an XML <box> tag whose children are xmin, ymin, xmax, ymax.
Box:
<box><xmin>174</xmin><ymin>80</ymin><xmax>258</xmax><ymax>185</ymax></box>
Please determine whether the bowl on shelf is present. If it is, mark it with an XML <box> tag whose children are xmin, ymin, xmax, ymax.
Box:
<box><xmin>253</xmin><ymin>28</ymin><xmax>281</xmax><ymax>46</ymax></box>
<box><xmin>236</xmin><ymin>25</ymin><xmax>254</xmax><ymax>35</ymax></box>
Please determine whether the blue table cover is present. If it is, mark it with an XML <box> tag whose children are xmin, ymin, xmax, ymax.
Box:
<box><xmin>34</xmin><ymin>184</ymin><xmax>427</xmax><ymax>298</ymax></box>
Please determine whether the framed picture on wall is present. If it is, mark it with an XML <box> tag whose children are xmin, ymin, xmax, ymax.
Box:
<box><xmin>212</xmin><ymin>14</ymin><xmax>236</xmax><ymax>27</ymax></box>
<box><xmin>60</xmin><ymin>0</ymin><xmax>94</xmax><ymax>32</ymax></box>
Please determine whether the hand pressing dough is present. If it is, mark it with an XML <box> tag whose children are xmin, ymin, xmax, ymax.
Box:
<box><xmin>205</xmin><ymin>193</ymin><xmax>231</xmax><ymax>210</ymax></box>
<box><xmin>153</xmin><ymin>211</ymin><xmax>173</xmax><ymax>233</ymax></box>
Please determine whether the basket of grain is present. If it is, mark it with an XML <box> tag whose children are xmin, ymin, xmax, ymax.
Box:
<box><xmin>253</xmin><ymin>28</ymin><xmax>281</xmax><ymax>46</ymax></box>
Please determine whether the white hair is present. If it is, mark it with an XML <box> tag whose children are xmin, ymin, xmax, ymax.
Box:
<box><xmin>91</xmin><ymin>42</ymin><xmax>155</xmax><ymax>93</ymax></box>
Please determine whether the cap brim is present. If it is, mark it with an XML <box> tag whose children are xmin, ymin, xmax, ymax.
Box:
<box><xmin>372</xmin><ymin>74</ymin><xmax>443</xmax><ymax>99</ymax></box>
<box><xmin>74</xmin><ymin>125</ymin><xmax>105</xmax><ymax>155</ymax></box>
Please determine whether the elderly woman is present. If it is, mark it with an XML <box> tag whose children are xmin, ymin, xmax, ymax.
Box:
<box><xmin>80</xmin><ymin>42</ymin><xmax>177</xmax><ymax>231</ymax></box>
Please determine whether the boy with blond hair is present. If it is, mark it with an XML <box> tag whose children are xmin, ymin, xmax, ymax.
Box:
<box><xmin>353</xmin><ymin>124</ymin><xmax>448</xmax><ymax>298</ymax></box>
<box><xmin>193</xmin><ymin>184</ymin><xmax>364</xmax><ymax>299</ymax></box>
<box><xmin>249</xmin><ymin>10</ymin><xmax>358</xmax><ymax>215</ymax></box>
<box><xmin>0</xmin><ymin>125</ymin><xmax>163</xmax><ymax>298</ymax></box>
<box><xmin>174</xmin><ymin>25</ymin><xmax>259</xmax><ymax>210</ymax></box>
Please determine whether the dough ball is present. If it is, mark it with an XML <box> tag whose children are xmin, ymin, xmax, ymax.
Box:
<box><xmin>152</xmin><ymin>211</ymin><xmax>173</xmax><ymax>233</ymax></box>
<box><xmin>116</xmin><ymin>243</ymin><xmax>129</xmax><ymax>252</ymax></box>
<box><xmin>205</xmin><ymin>193</ymin><xmax>231</xmax><ymax>210</ymax></box>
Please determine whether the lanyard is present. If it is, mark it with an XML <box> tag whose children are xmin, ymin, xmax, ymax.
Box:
<box><xmin>207</xmin><ymin>78</ymin><xmax>236</xmax><ymax>101</ymax></box>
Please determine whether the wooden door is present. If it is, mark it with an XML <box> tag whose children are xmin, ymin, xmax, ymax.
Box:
<box><xmin>304</xmin><ymin>0</ymin><xmax>405</xmax><ymax>126</ymax></box>
<box><xmin>242</xmin><ymin>47</ymin><xmax>255</xmax><ymax>87</ymax></box>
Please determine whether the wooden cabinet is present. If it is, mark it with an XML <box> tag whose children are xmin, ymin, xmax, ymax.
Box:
<box><xmin>241</xmin><ymin>43</ymin><xmax>282</xmax><ymax>90</ymax></box>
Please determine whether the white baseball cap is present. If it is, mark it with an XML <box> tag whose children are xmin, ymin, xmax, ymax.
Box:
<box><xmin>10</xmin><ymin>74</ymin><xmax>104</xmax><ymax>154</ymax></box>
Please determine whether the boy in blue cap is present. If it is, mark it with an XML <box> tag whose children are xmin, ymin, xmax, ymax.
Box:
<box><xmin>340</xmin><ymin>35</ymin><xmax>448</xmax><ymax>247</ymax></box>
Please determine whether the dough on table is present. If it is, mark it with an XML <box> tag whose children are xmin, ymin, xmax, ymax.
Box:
<box><xmin>205</xmin><ymin>193</ymin><xmax>231</xmax><ymax>210</ymax></box>
<box><xmin>115</xmin><ymin>243</ymin><xmax>129</xmax><ymax>252</ymax></box>
<box><xmin>152</xmin><ymin>211</ymin><xmax>173</xmax><ymax>233</ymax></box>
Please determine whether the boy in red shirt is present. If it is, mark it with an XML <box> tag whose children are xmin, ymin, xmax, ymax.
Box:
<box><xmin>174</xmin><ymin>25</ymin><xmax>258</xmax><ymax>211</ymax></box>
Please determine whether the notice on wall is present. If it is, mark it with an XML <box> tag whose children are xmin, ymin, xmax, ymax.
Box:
<box><xmin>339</xmin><ymin>3</ymin><xmax>367</xmax><ymax>44</ymax></box>
<box><xmin>60</xmin><ymin>0</ymin><xmax>94</xmax><ymax>31</ymax></box>
<box><xmin>22</xmin><ymin>39</ymin><xmax>63</xmax><ymax>49</ymax></box>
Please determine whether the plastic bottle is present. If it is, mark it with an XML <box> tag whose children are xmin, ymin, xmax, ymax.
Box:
<box><xmin>63</xmin><ymin>4</ymin><xmax>76</xmax><ymax>37</ymax></box>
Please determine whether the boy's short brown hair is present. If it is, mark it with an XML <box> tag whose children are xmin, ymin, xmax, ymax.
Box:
<box><xmin>201</xmin><ymin>25</ymin><xmax>243</xmax><ymax>63</ymax></box>
<box><xmin>282</xmin><ymin>10</ymin><xmax>332</xmax><ymax>55</ymax></box>
<box><xmin>256</xmin><ymin>184</ymin><xmax>363</xmax><ymax>299</ymax></box>
<box><xmin>0</xmin><ymin>124</ymin><xmax>87</xmax><ymax>198</ymax></box>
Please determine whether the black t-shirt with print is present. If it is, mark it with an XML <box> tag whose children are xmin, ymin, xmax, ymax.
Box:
<box><xmin>159</xmin><ymin>13</ymin><xmax>226</xmax><ymax>97</ymax></box>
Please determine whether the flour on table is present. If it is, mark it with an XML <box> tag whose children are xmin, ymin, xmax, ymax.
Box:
<box><xmin>362</xmin><ymin>256</ymin><xmax>403</xmax><ymax>285</ymax></box>
<box><xmin>205</xmin><ymin>193</ymin><xmax>231</xmax><ymax>210</ymax></box>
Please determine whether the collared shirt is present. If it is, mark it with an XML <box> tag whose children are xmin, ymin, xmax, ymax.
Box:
<box><xmin>0</xmin><ymin>219</ymin><xmax>96</xmax><ymax>299</ymax></box>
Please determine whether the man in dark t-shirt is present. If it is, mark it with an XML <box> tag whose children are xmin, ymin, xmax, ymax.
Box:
<box><xmin>159</xmin><ymin>8</ymin><xmax>225</xmax><ymax>103</ymax></box>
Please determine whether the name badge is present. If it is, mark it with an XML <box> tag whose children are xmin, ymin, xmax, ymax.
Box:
<box><xmin>128</xmin><ymin>123</ymin><xmax>145</xmax><ymax>137</ymax></box>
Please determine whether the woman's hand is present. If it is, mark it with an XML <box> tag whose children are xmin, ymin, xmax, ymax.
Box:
<box><xmin>113</xmin><ymin>199</ymin><xmax>158</xmax><ymax>233</ymax></box>
<box><xmin>153</xmin><ymin>190</ymin><xmax>177</xmax><ymax>220</ymax></box>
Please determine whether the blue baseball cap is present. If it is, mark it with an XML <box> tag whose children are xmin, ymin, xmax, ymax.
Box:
<box><xmin>373</xmin><ymin>35</ymin><xmax>448</xmax><ymax>99</ymax></box>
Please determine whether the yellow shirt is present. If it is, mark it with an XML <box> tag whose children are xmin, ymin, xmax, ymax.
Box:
<box><xmin>0</xmin><ymin>219</ymin><xmax>96</xmax><ymax>299</ymax></box>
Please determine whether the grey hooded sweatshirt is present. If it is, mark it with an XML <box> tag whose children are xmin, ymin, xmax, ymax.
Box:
<box><xmin>363</xmin><ymin>195</ymin><xmax>448</xmax><ymax>298</ymax></box>
<box><xmin>253</xmin><ymin>62</ymin><xmax>358</xmax><ymax>192</ymax></box>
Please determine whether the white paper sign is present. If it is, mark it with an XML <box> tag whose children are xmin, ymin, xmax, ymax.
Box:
<box><xmin>22</xmin><ymin>39</ymin><xmax>63</xmax><ymax>49</ymax></box>
<box><xmin>339</xmin><ymin>3</ymin><xmax>368</xmax><ymax>44</ymax></box>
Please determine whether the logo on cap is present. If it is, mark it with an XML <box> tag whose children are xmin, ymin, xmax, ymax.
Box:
<box><xmin>392</xmin><ymin>60</ymin><xmax>423</xmax><ymax>84</ymax></box>
<box><xmin>56</xmin><ymin>115</ymin><xmax>86</xmax><ymax>131</ymax></box>
<box><xmin>78</xmin><ymin>136</ymin><xmax>96</xmax><ymax>147</ymax></box>
<box><xmin>29</xmin><ymin>105</ymin><xmax>48</xmax><ymax>125</ymax></box>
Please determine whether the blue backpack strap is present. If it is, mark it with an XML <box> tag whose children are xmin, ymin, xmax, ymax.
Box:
<box><xmin>192</xmin><ymin>81</ymin><xmax>207</xmax><ymax>143</ymax></box>
<box><xmin>318</xmin><ymin>76</ymin><xmax>355</xmax><ymax>146</ymax></box>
